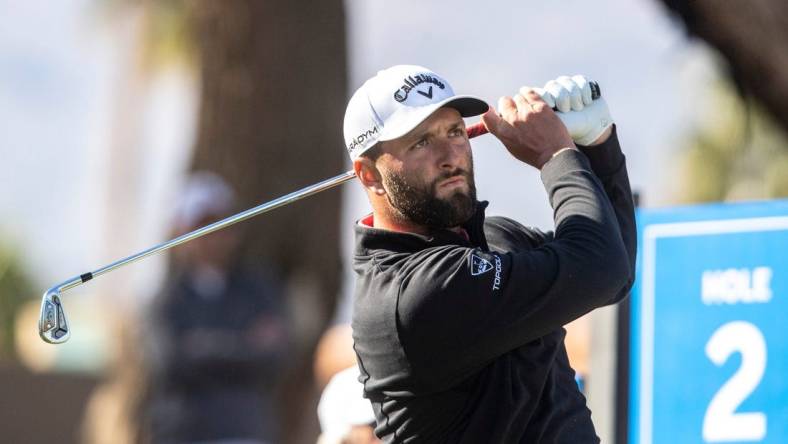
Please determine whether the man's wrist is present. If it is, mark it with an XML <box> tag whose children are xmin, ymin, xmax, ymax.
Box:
<box><xmin>540</xmin><ymin>147</ymin><xmax>589</xmax><ymax>186</ymax></box>
<box><xmin>537</xmin><ymin>146</ymin><xmax>578</xmax><ymax>170</ymax></box>
<box><xmin>551</xmin><ymin>146</ymin><xmax>579</xmax><ymax>160</ymax></box>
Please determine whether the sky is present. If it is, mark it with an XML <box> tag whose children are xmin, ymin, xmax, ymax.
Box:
<box><xmin>0</xmin><ymin>0</ymin><xmax>721</xmax><ymax>363</ymax></box>
<box><xmin>0</xmin><ymin>0</ymin><xmax>109</xmax><ymax>277</ymax></box>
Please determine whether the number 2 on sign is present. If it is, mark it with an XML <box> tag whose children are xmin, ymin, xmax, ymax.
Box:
<box><xmin>703</xmin><ymin>321</ymin><xmax>767</xmax><ymax>442</ymax></box>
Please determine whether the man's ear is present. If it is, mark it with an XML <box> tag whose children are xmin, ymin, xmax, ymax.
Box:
<box><xmin>353</xmin><ymin>157</ymin><xmax>386</xmax><ymax>196</ymax></box>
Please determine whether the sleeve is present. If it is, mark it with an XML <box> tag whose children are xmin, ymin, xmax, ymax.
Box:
<box><xmin>487</xmin><ymin>126</ymin><xmax>636</xmax><ymax>303</ymax></box>
<box><xmin>484</xmin><ymin>216</ymin><xmax>552</xmax><ymax>252</ymax></box>
<box><xmin>395</xmin><ymin>148</ymin><xmax>632</xmax><ymax>389</ymax></box>
<box><xmin>576</xmin><ymin>125</ymin><xmax>637</xmax><ymax>304</ymax></box>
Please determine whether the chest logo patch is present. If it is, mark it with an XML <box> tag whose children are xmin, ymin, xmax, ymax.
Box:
<box><xmin>470</xmin><ymin>254</ymin><xmax>494</xmax><ymax>276</ymax></box>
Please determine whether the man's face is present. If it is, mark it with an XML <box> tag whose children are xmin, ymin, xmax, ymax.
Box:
<box><xmin>376</xmin><ymin>107</ymin><xmax>477</xmax><ymax>229</ymax></box>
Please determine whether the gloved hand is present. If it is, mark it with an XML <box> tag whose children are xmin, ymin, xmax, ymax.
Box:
<box><xmin>528</xmin><ymin>75</ymin><xmax>613</xmax><ymax>146</ymax></box>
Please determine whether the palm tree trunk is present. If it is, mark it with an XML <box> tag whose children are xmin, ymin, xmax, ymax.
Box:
<box><xmin>188</xmin><ymin>1</ymin><xmax>347</xmax><ymax>441</ymax></box>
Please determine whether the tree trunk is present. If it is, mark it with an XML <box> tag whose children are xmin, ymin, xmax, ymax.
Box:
<box><xmin>657</xmin><ymin>0</ymin><xmax>788</xmax><ymax>132</ymax></box>
<box><xmin>187</xmin><ymin>1</ymin><xmax>347</xmax><ymax>442</ymax></box>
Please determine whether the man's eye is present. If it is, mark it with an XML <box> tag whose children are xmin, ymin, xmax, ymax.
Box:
<box><xmin>449</xmin><ymin>128</ymin><xmax>464</xmax><ymax>137</ymax></box>
<box><xmin>412</xmin><ymin>139</ymin><xmax>428</xmax><ymax>149</ymax></box>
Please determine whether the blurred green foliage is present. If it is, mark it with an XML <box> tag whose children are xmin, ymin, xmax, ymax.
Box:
<box><xmin>102</xmin><ymin>0</ymin><xmax>196</xmax><ymax>69</ymax></box>
<box><xmin>677</xmin><ymin>77</ymin><xmax>788</xmax><ymax>203</ymax></box>
<box><xmin>0</xmin><ymin>241</ymin><xmax>36</xmax><ymax>360</ymax></box>
<box><xmin>139</xmin><ymin>0</ymin><xmax>195</xmax><ymax>68</ymax></box>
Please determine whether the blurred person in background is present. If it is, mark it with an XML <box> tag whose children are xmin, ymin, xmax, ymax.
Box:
<box><xmin>317</xmin><ymin>365</ymin><xmax>380</xmax><ymax>444</ymax></box>
<box><xmin>141</xmin><ymin>172</ymin><xmax>290</xmax><ymax>444</ymax></box>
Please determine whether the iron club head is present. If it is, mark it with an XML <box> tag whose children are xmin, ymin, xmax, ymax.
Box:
<box><xmin>38</xmin><ymin>289</ymin><xmax>70</xmax><ymax>344</ymax></box>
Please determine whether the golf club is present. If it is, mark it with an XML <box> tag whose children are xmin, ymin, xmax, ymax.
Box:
<box><xmin>38</xmin><ymin>82</ymin><xmax>601</xmax><ymax>344</ymax></box>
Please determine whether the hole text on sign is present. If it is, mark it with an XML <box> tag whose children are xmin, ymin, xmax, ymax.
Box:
<box><xmin>701</xmin><ymin>267</ymin><xmax>773</xmax><ymax>305</ymax></box>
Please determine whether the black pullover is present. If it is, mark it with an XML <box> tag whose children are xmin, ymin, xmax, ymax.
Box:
<box><xmin>351</xmin><ymin>126</ymin><xmax>636</xmax><ymax>443</ymax></box>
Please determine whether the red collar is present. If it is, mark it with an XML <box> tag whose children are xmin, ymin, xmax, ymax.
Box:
<box><xmin>360</xmin><ymin>214</ymin><xmax>374</xmax><ymax>227</ymax></box>
<box><xmin>360</xmin><ymin>213</ymin><xmax>469</xmax><ymax>241</ymax></box>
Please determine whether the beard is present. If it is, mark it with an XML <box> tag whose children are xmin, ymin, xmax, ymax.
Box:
<box><xmin>382</xmin><ymin>163</ymin><xmax>477</xmax><ymax>230</ymax></box>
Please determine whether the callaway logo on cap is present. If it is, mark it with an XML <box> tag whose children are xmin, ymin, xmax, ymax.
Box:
<box><xmin>343</xmin><ymin>65</ymin><xmax>488</xmax><ymax>159</ymax></box>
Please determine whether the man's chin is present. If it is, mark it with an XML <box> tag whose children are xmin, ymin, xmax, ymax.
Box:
<box><xmin>443</xmin><ymin>194</ymin><xmax>477</xmax><ymax>224</ymax></box>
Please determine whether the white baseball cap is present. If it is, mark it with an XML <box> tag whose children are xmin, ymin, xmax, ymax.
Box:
<box><xmin>343</xmin><ymin>65</ymin><xmax>488</xmax><ymax>159</ymax></box>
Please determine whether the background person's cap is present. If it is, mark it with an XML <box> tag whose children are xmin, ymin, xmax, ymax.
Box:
<box><xmin>343</xmin><ymin>65</ymin><xmax>488</xmax><ymax>160</ymax></box>
<box><xmin>317</xmin><ymin>366</ymin><xmax>376</xmax><ymax>443</ymax></box>
<box><xmin>172</xmin><ymin>171</ymin><xmax>235</xmax><ymax>233</ymax></box>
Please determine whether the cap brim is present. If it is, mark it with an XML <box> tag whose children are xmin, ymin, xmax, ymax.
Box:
<box><xmin>444</xmin><ymin>95</ymin><xmax>490</xmax><ymax>118</ymax></box>
<box><xmin>378</xmin><ymin>95</ymin><xmax>489</xmax><ymax>142</ymax></box>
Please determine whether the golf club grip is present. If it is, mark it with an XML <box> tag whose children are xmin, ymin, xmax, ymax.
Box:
<box><xmin>466</xmin><ymin>80</ymin><xmax>601</xmax><ymax>139</ymax></box>
<box><xmin>466</xmin><ymin>122</ymin><xmax>488</xmax><ymax>139</ymax></box>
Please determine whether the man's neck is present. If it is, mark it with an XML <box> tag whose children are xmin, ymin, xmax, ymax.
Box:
<box><xmin>371</xmin><ymin>210</ymin><xmax>430</xmax><ymax>235</ymax></box>
<box><xmin>369</xmin><ymin>210</ymin><xmax>463</xmax><ymax>236</ymax></box>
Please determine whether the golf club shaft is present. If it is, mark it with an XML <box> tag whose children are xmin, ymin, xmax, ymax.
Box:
<box><xmin>51</xmin><ymin>170</ymin><xmax>359</xmax><ymax>295</ymax></box>
<box><xmin>47</xmin><ymin>124</ymin><xmax>499</xmax><ymax>296</ymax></box>
<box><xmin>45</xmin><ymin>80</ymin><xmax>603</xmax><ymax>296</ymax></box>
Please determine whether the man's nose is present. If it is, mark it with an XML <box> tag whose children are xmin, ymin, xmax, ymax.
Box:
<box><xmin>436</xmin><ymin>138</ymin><xmax>466</xmax><ymax>169</ymax></box>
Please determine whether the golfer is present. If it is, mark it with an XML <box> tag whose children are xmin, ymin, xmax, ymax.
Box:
<box><xmin>344</xmin><ymin>65</ymin><xmax>635</xmax><ymax>443</ymax></box>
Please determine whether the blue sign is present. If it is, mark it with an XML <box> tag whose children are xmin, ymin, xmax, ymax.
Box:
<box><xmin>629</xmin><ymin>200</ymin><xmax>788</xmax><ymax>444</ymax></box>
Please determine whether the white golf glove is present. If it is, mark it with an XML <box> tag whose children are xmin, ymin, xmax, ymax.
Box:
<box><xmin>529</xmin><ymin>75</ymin><xmax>613</xmax><ymax>145</ymax></box>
